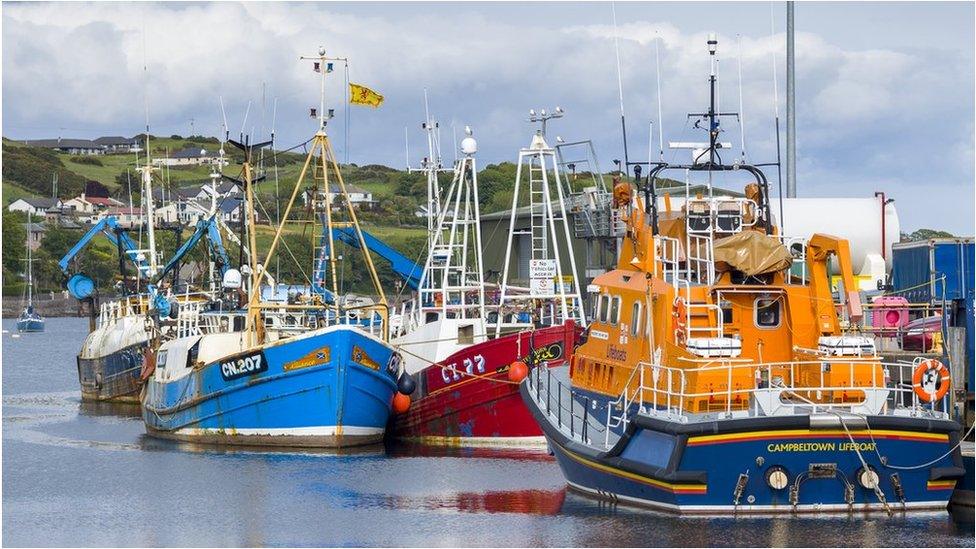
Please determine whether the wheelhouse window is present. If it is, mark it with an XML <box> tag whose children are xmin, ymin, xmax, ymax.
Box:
<box><xmin>599</xmin><ymin>295</ymin><xmax>610</xmax><ymax>323</ymax></box>
<box><xmin>609</xmin><ymin>296</ymin><xmax>621</xmax><ymax>326</ymax></box>
<box><xmin>755</xmin><ymin>297</ymin><xmax>781</xmax><ymax>328</ymax></box>
<box><xmin>631</xmin><ymin>302</ymin><xmax>642</xmax><ymax>336</ymax></box>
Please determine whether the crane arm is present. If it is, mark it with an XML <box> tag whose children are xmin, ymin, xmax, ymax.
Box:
<box><xmin>330</xmin><ymin>227</ymin><xmax>422</xmax><ymax>290</ymax></box>
<box><xmin>154</xmin><ymin>216</ymin><xmax>232</xmax><ymax>284</ymax></box>
<box><xmin>805</xmin><ymin>233</ymin><xmax>863</xmax><ymax>327</ymax></box>
<box><xmin>58</xmin><ymin>216</ymin><xmax>148</xmax><ymax>276</ymax></box>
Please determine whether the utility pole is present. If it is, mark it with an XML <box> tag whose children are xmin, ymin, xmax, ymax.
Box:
<box><xmin>786</xmin><ymin>0</ymin><xmax>796</xmax><ymax>197</ymax></box>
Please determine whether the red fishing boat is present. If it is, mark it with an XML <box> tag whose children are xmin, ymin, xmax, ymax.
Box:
<box><xmin>389</xmin><ymin>109</ymin><xmax>591</xmax><ymax>446</ymax></box>
<box><xmin>392</xmin><ymin>321</ymin><xmax>579</xmax><ymax>445</ymax></box>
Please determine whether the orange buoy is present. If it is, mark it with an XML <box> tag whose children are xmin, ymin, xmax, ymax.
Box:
<box><xmin>392</xmin><ymin>392</ymin><xmax>411</xmax><ymax>414</ymax></box>
<box><xmin>508</xmin><ymin>360</ymin><xmax>529</xmax><ymax>383</ymax></box>
<box><xmin>912</xmin><ymin>359</ymin><xmax>951</xmax><ymax>402</ymax></box>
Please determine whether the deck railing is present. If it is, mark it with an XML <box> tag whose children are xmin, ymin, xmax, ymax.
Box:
<box><xmin>526</xmin><ymin>356</ymin><xmax>951</xmax><ymax>451</ymax></box>
<box><xmin>526</xmin><ymin>364</ymin><xmax>606</xmax><ymax>446</ymax></box>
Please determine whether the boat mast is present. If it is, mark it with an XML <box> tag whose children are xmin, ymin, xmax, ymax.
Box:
<box><xmin>250</xmin><ymin>47</ymin><xmax>389</xmax><ymax>341</ymax></box>
<box><xmin>138</xmin><ymin>134</ymin><xmax>159</xmax><ymax>279</ymax></box>
<box><xmin>26</xmin><ymin>210</ymin><xmax>33</xmax><ymax>307</ymax></box>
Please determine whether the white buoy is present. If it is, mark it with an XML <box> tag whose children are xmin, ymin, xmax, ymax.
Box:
<box><xmin>12</xmin><ymin>333</ymin><xmax>21</xmax><ymax>338</ymax></box>
<box><xmin>2</xmin><ymin>329</ymin><xmax>9</xmax><ymax>334</ymax></box>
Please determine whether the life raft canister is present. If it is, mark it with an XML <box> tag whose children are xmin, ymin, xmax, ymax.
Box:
<box><xmin>912</xmin><ymin>358</ymin><xmax>951</xmax><ymax>402</ymax></box>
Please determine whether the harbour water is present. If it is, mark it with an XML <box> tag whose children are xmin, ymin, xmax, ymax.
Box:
<box><xmin>2</xmin><ymin>317</ymin><xmax>973</xmax><ymax>547</ymax></box>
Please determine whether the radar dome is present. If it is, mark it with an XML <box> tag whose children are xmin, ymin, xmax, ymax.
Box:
<box><xmin>222</xmin><ymin>268</ymin><xmax>242</xmax><ymax>289</ymax></box>
<box><xmin>461</xmin><ymin>136</ymin><xmax>477</xmax><ymax>155</ymax></box>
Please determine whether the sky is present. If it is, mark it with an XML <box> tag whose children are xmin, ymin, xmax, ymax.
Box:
<box><xmin>3</xmin><ymin>1</ymin><xmax>974</xmax><ymax>233</ymax></box>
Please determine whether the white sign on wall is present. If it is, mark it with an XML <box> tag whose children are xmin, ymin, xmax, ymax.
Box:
<box><xmin>530</xmin><ymin>278</ymin><xmax>554</xmax><ymax>295</ymax></box>
<box><xmin>529</xmin><ymin>259</ymin><xmax>557</xmax><ymax>279</ymax></box>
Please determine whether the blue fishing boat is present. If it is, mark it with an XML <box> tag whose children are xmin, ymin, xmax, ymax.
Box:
<box><xmin>521</xmin><ymin>36</ymin><xmax>964</xmax><ymax>514</ymax></box>
<box><xmin>142</xmin><ymin>47</ymin><xmax>407</xmax><ymax>447</ymax></box>
<box><xmin>61</xmin><ymin>145</ymin><xmax>232</xmax><ymax>402</ymax></box>
<box><xmin>17</xmin><ymin>212</ymin><xmax>45</xmax><ymax>333</ymax></box>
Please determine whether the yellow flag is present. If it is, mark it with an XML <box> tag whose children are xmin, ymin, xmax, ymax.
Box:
<box><xmin>349</xmin><ymin>83</ymin><xmax>384</xmax><ymax>108</ymax></box>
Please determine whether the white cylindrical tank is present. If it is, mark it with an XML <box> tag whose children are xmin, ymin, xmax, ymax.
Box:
<box><xmin>776</xmin><ymin>197</ymin><xmax>899</xmax><ymax>271</ymax></box>
<box><xmin>651</xmin><ymin>194</ymin><xmax>899</xmax><ymax>280</ymax></box>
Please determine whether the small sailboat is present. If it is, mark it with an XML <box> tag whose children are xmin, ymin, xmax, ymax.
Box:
<box><xmin>17</xmin><ymin>212</ymin><xmax>45</xmax><ymax>333</ymax></box>
<box><xmin>142</xmin><ymin>47</ymin><xmax>401</xmax><ymax>447</ymax></box>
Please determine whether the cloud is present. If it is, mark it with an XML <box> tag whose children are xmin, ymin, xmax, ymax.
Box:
<box><xmin>2</xmin><ymin>1</ymin><xmax>973</xmax><ymax>233</ymax></box>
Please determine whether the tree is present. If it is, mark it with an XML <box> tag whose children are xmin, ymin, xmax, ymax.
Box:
<box><xmin>2</xmin><ymin>213</ymin><xmax>27</xmax><ymax>294</ymax></box>
<box><xmin>901</xmin><ymin>229</ymin><xmax>956</xmax><ymax>242</ymax></box>
<box><xmin>84</xmin><ymin>180</ymin><xmax>111</xmax><ymax>197</ymax></box>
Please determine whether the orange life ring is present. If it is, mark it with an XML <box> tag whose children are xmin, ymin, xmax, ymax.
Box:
<box><xmin>672</xmin><ymin>297</ymin><xmax>688</xmax><ymax>344</ymax></box>
<box><xmin>912</xmin><ymin>359</ymin><xmax>951</xmax><ymax>402</ymax></box>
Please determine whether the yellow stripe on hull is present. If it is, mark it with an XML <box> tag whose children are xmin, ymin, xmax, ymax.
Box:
<box><xmin>555</xmin><ymin>441</ymin><xmax>707</xmax><ymax>494</ymax></box>
<box><xmin>687</xmin><ymin>428</ymin><xmax>949</xmax><ymax>446</ymax></box>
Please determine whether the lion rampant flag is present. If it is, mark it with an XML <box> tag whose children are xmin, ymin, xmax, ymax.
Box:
<box><xmin>349</xmin><ymin>83</ymin><xmax>384</xmax><ymax>108</ymax></box>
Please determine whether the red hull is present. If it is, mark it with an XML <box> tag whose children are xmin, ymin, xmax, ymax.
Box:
<box><xmin>392</xmin><ymin>322</ymin><xmax>579</xmax><ymax>445</ymax></box>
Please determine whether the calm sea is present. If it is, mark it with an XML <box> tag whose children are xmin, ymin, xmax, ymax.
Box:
<box><xmin>2</xmin><ymin>317</ymin><xmax>973</xmax><ymax>547</ymax></box>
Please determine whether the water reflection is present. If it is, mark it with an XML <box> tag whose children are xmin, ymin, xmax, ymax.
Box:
<box><xmin>77</xmin><ymin>400</ymin><xmax>141</xmax><ymax>418</ymax></box>
<box><xmin>386</xmin><ymin>440</ymin><xmax>553</xmax><ymax>462</ymax></box>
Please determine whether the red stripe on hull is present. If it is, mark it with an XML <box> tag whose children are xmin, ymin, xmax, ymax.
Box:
<box><xmin>393</xmin><ymin>322</ymin><xmax>579</xmax><ymax>441</ymax></box>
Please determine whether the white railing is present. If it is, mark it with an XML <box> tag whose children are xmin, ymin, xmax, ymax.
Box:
<box><xmin>617</xmin><ymin>358</ymin><xmax>949</xmax><ymax>426</ymax></box>
<box><xmin>777</xmin><ymin>235</ymin><xmax>808</xmax><ymax>284</ymax></box>
<box><xmin>526</xmin><ymin>364</ymin><xmax>605</xmax><ymax>446</ymax></box>
<box><xmin>686</xmin><ymin>233</ymin><xmax>715</xmax><ymax>285</ymax></box>
<box><xmin>175</xmin><ymin>300</ymin><xmax>202</xmax><ymax>339</ymax></box>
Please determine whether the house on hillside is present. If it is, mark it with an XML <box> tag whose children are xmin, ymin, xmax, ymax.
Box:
<box><xmin>8</xmin><ymin>197</ymin><xmax>62</xmax><ymax>216</ymax></box>
<box><xmin>22</xmin><ymin>138</ymin><xmax>103</xmax><ymax>155</ymax></box>
<box><xmin>63</xmin><ymin>193</ymin><xmax>123</xmax><ymax>215</ymax></box>
<box><xmin>94</xmin><ymin>136</ymin><xmax>139</xmax><ymax>153</ymax></box>
<box><xmin>99</xmin><ymin>207</ymin><xmax>144</xmax><ymax>229</ymax></box>
<box><xmin>300</xmin><ymin>184</ymin><xmax>377</xmax><ymax>211</ymax></box>
<box><xmin>217</xmin><ymin>198</ymin><xmax>260</xmax><ymax>226</ymax></box>
<box><xmin>156</xmin><ymin>147</ymin><xmax>220</xmax><ymax>166</ymax></box>
<box><xmin>22</xmin><ymin>222</ymin><xmax>47</xmax><ymax>251</ymax></box>
<box><xmin>191</xmin><ymin>180</ymin><xmax>240</xmax><ymax>200</ymax></box>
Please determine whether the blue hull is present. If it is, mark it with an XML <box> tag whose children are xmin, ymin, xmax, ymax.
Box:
<box><xmin>77</xmin><ymin>342</ymin><xmax>146</xmax><ymax>402</ymax></box>
<box><xmin>521</xmin><ymin>382</ymin><xmax>965</xmax><ymax>514</ymax></box>
<box><xmin>16</xmin><ymin>319</ymin><xmax>44</xmax><ymax>333</ymax></box>
<box><xmin>143</xmin><ymin>326</ymin><xmax>397</xmax><ymax>447</ymax></box>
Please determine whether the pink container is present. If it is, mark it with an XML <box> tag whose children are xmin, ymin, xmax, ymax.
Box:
<box><xmin>872</xmin><ymin>296</ymin><xmax>909</xmax><ymax>328</ymax></box>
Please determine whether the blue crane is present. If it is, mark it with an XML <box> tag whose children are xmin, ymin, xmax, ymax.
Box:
<box><xmin>58</xmin><ymin>216</ymin><xmax>150</xmax><ymax>300</ymax></box>
<box><xmin>154</xmin><ymin>215</ymin><xmax>231</xmax><ymax>284</ymax></box>
<box><xmin>329</xmin><ymin>227</ymin><xmax>423</xmax><ymax>290</ymax></box>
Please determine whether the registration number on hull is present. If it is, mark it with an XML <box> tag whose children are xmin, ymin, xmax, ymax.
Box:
<box><xmin>220</xmin><ymin>352</ymin><xmax>267</xmax><ymax>381</ymax></box>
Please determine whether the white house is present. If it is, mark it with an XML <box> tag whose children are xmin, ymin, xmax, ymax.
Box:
<box><xmin>301</xmin><ymin>184</ymin><xmax>377</xmax><ymax>211</ymax></box>
<box><xmin>93</xmin><ymin>136</ymin><xmax>139</xmax><ymax>153</ymax></box>
<box><xmin>8</xmin><ymin>197</ymin><xmax>62</xmax><ymax>216</ymax></box>
<box><xmin>101</xmin><ymin>207</ymin><xmax>144</xmax><ymax>229</ymax></box>
<box><xmin>156</xmin><ymin>147</ymin><xmax>220</xmax><ymax>167</ymax></box>
<box><xmin>63</xmin><ymin>193</ymin><xmax>123</xmax><ymax>215</ymax></box>
<box><xmin>23</xmin><ymin>138</ymin><xmax>103</xmax><ymax>155</ymax></box>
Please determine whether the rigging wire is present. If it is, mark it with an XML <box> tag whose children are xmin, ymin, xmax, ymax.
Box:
<box><xmin>610</xmin><ymin>0</ymin><xmax>629</xmax><ymax>169</ymax></box>
<box><xmin>654</xmin><ymin>31</ymin><xmax>665</xmax><ymax>160</ymax></box>
<box><xmin>344</xmin><ymin>61</ymin><xmax>350</xmax><ymax>165</ymax></box>
<box><xmin>736</xmin><ymin>33</ymin><xmax>747</xmax><ymax>161</ymax></box>
<box><xmin>770</xmin><ymin>1</ymin><xmax>785</xmax><ymax>232</ymax></box>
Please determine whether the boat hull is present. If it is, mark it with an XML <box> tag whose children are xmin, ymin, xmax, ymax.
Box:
<box><xmin>142</xmin><ymin>326</ymin><xmax>397</xmax><ymax>448</ymax></box>
<box><xmin>521</xmin><ymin>381</ymin><xmax>965</xmax><ymax>514</ymax></box>
<box><xmin>16</xmin><ymin>318</ymin><xmax>44</xmax><ymax>333</ymax></box>
<box><xmin>77</xmin><ymin>341</ymin><xmax>146</xmax><ymax>403</ymax></box>
<box><xmin>392</xmin><ymin>322</ymin><xmax>579</xmax><ymax>447</ymax></box>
